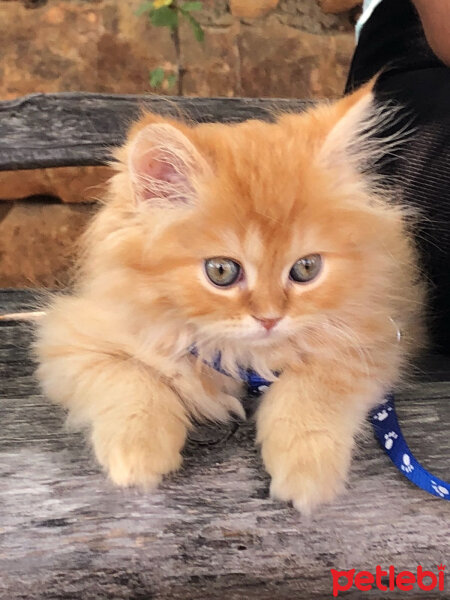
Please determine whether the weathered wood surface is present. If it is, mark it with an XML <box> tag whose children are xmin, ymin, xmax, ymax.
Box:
<box><xmin>0</xmin><ymin>291</ymin><xmax>449</xmax><ymax>599</ymax></box>
<box><xmin>0</xmin><ymin>94</ymin><xmax>310</xmax><ymax>171</ymax></box>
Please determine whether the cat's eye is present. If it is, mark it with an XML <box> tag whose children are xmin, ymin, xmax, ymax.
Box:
<box><xmin>204</xmin><ymin>257</ymin><xmax>241</xmax><ymax>287</ymax></box>
<box><xmin>289</xmin><ymin>254</ymin><xmax>322</xmax><ymax>283</ymax></box>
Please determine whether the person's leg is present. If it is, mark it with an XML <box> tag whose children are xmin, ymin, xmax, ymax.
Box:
<box><xmin>347</xmin><ymin>0</ymin><xmax>450</xmax><ymax>353</ymax></box>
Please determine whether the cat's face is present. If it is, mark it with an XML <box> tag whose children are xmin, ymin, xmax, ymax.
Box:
<box><xmin>104</xmin><ymin>86</ymin><xmax>409</xmax><ymax>364</ymax></box>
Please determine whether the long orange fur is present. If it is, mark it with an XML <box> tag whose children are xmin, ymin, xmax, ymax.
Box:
<box><xmin>35</xmin><ymin>84</ymin><xmax>425</xmax><ymax>513</ymax></box>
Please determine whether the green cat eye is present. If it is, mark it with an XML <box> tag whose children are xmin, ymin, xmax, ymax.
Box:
<box><xmin>204</xmin><ymin>257</ymin><xmax>241</xmax><ymax>287</ymax></box>
<box><xmin>290</xmin><ymin>254</ymin><xmax>322</xmax><ymax>283</ymax></box>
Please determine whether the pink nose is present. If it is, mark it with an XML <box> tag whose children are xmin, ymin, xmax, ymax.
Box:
<box><xmin>253</xmin><ymin>317</ymin><xmax>281</xmax><ymax>331</ymax></box>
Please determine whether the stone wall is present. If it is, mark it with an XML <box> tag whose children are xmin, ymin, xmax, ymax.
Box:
<box><xmin>0</xmin><ymin>0</ymin><xmax>361</xmax><ymax>288</ymax></box>
<box><xmin>1</xmin><ymin>0</ymin><xmax>359</xmax><ymax>100</ymax></box>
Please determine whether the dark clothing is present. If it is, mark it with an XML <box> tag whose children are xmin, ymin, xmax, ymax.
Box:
<box><xmin>346</xmin><ymin>0</ymin><xmax>450</xmax><ymax>353</ymax></box>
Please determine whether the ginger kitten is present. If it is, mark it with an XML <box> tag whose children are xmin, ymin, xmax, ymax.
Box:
<box><xmin>35</xmin><ymin>84</ymin><xmax>425</xmax><ymax>514</ymax></box>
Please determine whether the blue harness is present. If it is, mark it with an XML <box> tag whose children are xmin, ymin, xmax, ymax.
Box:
<box><xmin>199</xmin><ymin>351</ymin><xmax>449</xmax><ymax>502</ymax></box>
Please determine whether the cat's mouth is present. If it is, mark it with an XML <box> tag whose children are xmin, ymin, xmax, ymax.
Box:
<box><xmin>246</xmin><ymin>327</ymin><xmax>284</xmax><ymax>345</ymax></box>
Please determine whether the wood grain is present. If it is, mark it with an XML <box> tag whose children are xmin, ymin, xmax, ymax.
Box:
<box><xmin>0</xmin><ymin>94</ymin><xmax>310</xmax><ymax>171</ymax></box>
<box><xmin>0</xmin><ymin>291</ymin><xmax>449</xmax><ymax>599</ymax></box>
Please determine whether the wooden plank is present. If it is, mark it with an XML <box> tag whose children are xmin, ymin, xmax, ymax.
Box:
<box><xmin>0</xmin><ymin>288</ymin><xmax>47</xmax><ymax>314</ymax></box>
<box><xmin>0</xmin><ymin>291</ymin><xmax>449</xmax><ymax>599</ymax></box>
<box><xmin>0</xmin><ymin>93</ymin><xmax>309</xmax><ymax>171</ymax></box>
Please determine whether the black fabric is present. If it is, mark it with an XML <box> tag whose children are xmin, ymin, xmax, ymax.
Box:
<box><xmin>346</xmin><ymin>0</ymin><xmax>450</xmax><ymax>354</ymax></box>
<box><xmin>345</xmin><ymin>0</ymin><xmax>441</xmax><ymax>92</ymax></box>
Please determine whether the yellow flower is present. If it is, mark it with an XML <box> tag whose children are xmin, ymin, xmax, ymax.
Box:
<box><xmin>153</xmin><ymin>0</ymin><xmax>172</xmax><ymax>8</ymax></box>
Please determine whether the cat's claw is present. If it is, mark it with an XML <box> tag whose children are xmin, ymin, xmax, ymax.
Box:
<box><xmin>109</xmin><ymin>465</ymin><xmax>163</xmax><ymax>490</ymax></box>
<box><xmin>217</xmin><ymin>393</ymin><xmax>246</xmax><ymax>421</ymax></box>
<box><xmin>101</xmin><ymin>443</ymin><xmax>183</xmax><ymax>489</ymax></box>
<box><xmin>269</xmin><ymin>472</ymin><xmax>346</xmax><ymax>516</ymax></box>
<box><xmin>107</xmin><ymin>452</ymin><xmax>182</xmax><ymax>491</ymax></box>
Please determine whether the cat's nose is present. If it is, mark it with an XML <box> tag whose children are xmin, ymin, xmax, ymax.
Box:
<box><xmin>253</xmin><ymin>316</ymin><xmax>282</xmax><ymax>331</ymax></box>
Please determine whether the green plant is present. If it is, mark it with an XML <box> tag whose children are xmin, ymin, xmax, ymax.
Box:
<box><xmin>136</xmin><ymin>0</ymin><xmax>205</xmax><ymax>95</ymax></box>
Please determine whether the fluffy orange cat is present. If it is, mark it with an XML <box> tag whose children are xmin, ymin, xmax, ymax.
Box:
<box><xmin>35</xmin><ymin>84</ymin><xmax>425</xmax><ymax>514</ymax></box>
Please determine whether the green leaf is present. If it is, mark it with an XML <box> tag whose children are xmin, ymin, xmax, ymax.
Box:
<box><xmin>150</xmin><ymin>5</ymin><xmax>178</xmax><ymax>29</ymax></box>
<box><xmin>184</xmin><ymin>13</ymin><xmax>204</xmax><ymax>42</ymax></box>
<box><xmin>149</xmin><ymin>67</ymin><xmax>165</xmax><ymax>88</ymax></box>
<box><xmin>180</xmin><ymin>1</ymin><xmax>203</xmax><ymax>12</ymax></box>
<box><xmin>135</xmin><ymin>1</ymin><xmax>154</xmax><ymax>17</ymax></box>
<box><xmin>166</xmin><ymin>74</ymin><xmax>178</xmax><ymax>89</ymax></box>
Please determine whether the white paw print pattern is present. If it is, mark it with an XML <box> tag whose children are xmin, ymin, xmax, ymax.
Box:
<box><xmin>400</xmin><ymin>453</ymin><xmax>414</xmax><ymax>473</ymax></box>
<box><xmin>373</xmin><ymin>407</ymin><xmax>393</xmax><ymax>421</ymax></box>
<box><xmin>431</xmin><ymin>481</ymin><xmax>449</xmax><ymax>498</ymax></box>
<box><xmin>384</xmin><ymin>431</ymin><xmax>398</xmax><ymax>450</ymax></box>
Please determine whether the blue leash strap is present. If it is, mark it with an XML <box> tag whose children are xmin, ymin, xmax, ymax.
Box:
<box><xmin>369</xmin><ymin>394</ymin><xmax>449</xmax><ymax>501</ymax></box>
<box><xmin>192</xmin><ymin>347</ymin><xmax>449</xmax><ymax>501</ymax></box>
<box><xmin>190</xmin><ymin>346</ymin><xmax>276</xmax><ymax>391</ymax></box>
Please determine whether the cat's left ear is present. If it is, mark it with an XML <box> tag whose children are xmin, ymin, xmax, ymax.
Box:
<box><xmin>128</xmin><ymin>122</ymin><xmax>209</xmax><ymax>207</ymax></box>
<box><xmin>317</xmin><ymin>79</ymin><xmax>384</xmax><ymax>172</ymax></box>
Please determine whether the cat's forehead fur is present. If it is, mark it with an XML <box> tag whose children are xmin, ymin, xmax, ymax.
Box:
<box><xmin>122</xmin><ymin>83</ymin><xmax>376</xmax><ymax>228</ymax></box>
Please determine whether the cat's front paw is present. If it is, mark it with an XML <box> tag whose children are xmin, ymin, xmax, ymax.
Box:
<box><xmin>260</xmin><ymin>425</ymin><xmax>351</xmax><ymax>515</ymax></box>
<box><xmin>92</xmin><ymin>417</ymin><xmax>186</xmax><ymax>488</ymax></box>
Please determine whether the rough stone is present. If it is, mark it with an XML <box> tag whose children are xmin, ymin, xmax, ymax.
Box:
<box><xmin>229</xmin><ymin>0</ymin><xmax>280</xmax><ymax>19</ymax></box>
<box><xmin>0</xmin><ymin>201</ymin><xmax>95</xmax><ymax>288</ymax></box>
<box><xmin>0</xmin><ymin>166</ymin><xmax>112</xmax><ymax>203</ymax></box>
<box><xmin>0</xmin><ymin>0</ymin><xmax>175</xmax><ymax>99</ymax></box>
<box><xmin>194</xmin><ymin>0</ymin><xmax>234</xmax><ymax>27</ymax></box>
<box><xmin>317</xmin><ymin>0</ymin><xmax>362</xmax><ymax>14</ymax></box>
<box><xmin>275</xmin><ymin>0</ymin><xmax>353</xmax><ymax>34</ymax></box>
<box><xmin>181</xmin><ymin>21</ymin><xmax>241</xmax><ymax>97</ymax></box>
<box><xmin>239</xmin><ymin>17</ymin><xmax>355</xmax><ymax>99</ymax></box>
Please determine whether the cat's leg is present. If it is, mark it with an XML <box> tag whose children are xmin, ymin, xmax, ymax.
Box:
<box><xmin>35</xmin><ymin>297</ymin><xmax>189</xmax><ymax>488</ymax></box>
<box><xmin>256</xmin><ymin>364</ymin><xmax>382</xmax><ymax>514</ymax></box>
<box><xmin>89</xmin><ymin>361</ymin><xmax>188</xmax><ymax>488</ymax></box>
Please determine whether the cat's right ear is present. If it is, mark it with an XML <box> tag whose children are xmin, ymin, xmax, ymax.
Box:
<box><xmin>127</xmin><ymin>123</ymin><xmax>209</xmax><ymax>207</ymax></box>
